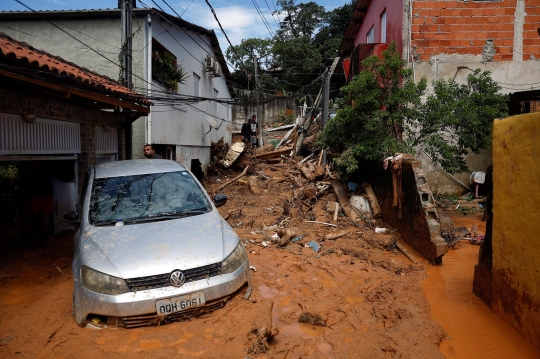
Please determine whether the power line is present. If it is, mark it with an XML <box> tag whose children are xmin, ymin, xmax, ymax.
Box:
<box><xmin>251</xmin><ymin>0</ymin><xmax>274</xmax><ymax>38</ymax></box>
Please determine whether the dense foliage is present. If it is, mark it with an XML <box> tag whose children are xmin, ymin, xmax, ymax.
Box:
<box><xmin>152</xmin><ymin>50</ymin><xmax>188</xmax><ymax>92</ymax></box>
<box><xmin>317</xmin><ymin>42</ymin><xmax>508</xmax><ymax>174</ymax></box>
<box><xmin>226</xmin><ymin>0</ymin><xmax>354</xmax><ymax>99</ymax></box>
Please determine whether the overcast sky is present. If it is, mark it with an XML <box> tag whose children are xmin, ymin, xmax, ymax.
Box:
<box><xmin>0</xmin><ymin>0</ymin><xmax>348</xmax><ymax>53</ymax></box>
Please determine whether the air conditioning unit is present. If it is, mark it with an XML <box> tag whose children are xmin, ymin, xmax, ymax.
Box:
<box><xmin>212</xmin><ymin>61</ymin><xmax>221</xmax><ymax>78</ymax></box>
<box><xmin>205</xmin><ymin>55</ymin><xmax>214</xmax><ymax>71</ymax></box>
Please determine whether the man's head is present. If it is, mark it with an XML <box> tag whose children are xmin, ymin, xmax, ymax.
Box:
<box><xmin>143</xmin><ymin>144</ymin><xmax>156</xmax><ymax>159</ymax></box>
<box><xmin>252</xmin><ymin>115</ymin><xmax>256</xmax><ymax>122</ymax></box>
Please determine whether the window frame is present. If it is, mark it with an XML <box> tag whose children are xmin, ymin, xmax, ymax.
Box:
<box><xmin>380</xmin><ymin>10</ymin><xmax>387</xmax><ymax>43</ymax></box>
<box><xmin>366</xmin><ymin>26</ymin><xmax>375</xmax><ymax>44</ymax></box>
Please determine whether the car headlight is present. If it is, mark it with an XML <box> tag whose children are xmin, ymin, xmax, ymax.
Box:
<box><xmin>221</xmin><ymin>242</ymin><xmax>247</xmax><ymax>274</ymax></box>
<box><xmin>81</xmin><ymin>266</ymin><xmax>129</xmax><ymax>295</ymax></box>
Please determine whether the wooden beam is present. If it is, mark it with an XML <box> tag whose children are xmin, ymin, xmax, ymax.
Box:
<box><xmin>0</xmin><ymin>69</ymin><xmax>150</xmax><ymax>114</ymax></box>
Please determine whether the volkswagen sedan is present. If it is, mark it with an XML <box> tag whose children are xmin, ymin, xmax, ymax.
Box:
<box><xmin>66</xmin><ymin>159</ymin><xmax>251</xmax><ymax>328</ymax></box>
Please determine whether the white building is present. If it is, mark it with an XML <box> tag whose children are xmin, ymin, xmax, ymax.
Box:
<box><xmin>0</xmin><ymin>6</ymin><xmax>234</xmax><ymax>175</ymax></box>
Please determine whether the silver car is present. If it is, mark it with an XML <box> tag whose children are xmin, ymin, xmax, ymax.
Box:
<box><xmin>65</xmin><ymin>159</ymin><xmax>251</xmax><ymax>328</ymax></box>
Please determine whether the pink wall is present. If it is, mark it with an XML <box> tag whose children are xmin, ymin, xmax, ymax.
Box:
<box><xmin>354</xmin><ymin>0</ymin><xmax>404</xmax><ymax>53</ymax></box>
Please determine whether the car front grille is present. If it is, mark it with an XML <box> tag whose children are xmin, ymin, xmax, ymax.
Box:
<box><xmin>126</xmin><ymin>262</ymin><xmax>222</xmax><ymax>291</ymax></box>
<box><xmin>118</xmin><ymin>297</ymin><xmax>229</xmax><ymax>328</ymax></box>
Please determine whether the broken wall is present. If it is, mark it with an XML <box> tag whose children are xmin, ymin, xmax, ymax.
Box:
<box><xmin>363</xmin><ymin>159</ymin><xmax>448</xmax><ymax>262</ymax></box>
<box><xmin>488</xmin><ymin>113</ymin><xmax>540</xmax><ymax>349</ymax></box>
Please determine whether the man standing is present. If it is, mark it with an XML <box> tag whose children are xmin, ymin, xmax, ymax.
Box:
<box><xmin>241</xmin><ymin>117</ymin><xmax>251</xmax><ymax>144</ymax></box>
<box><xmin>143</xmin><ymin>144</ymin><xmax>163</xmax><ymax>159</ymax></box>
<box><xmin>249</xmin><ymin>115</ymin><xmax>259</xmax><ymax>148</ymax></box>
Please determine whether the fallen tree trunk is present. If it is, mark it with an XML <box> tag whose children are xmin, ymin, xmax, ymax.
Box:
<box><xmin>331</xmin><ymin>180</ymin><xmax>362</xmax><ymax>223</ymax></box>
<box><xmin>363</xmin><ymin>183</ymin><xmax>381</xmax><ymax>218</ymax></box>
<box><xmin>216</xmin><ymin>166</ymin><xmax>250</xmax><ymax>192</ymax></box>
<box><xmin>298</xmin><ymin>162</ymin><xmax>325</xmax><ymax>182</ymax></box>
<box><xmin>254</xmin><ymin>147</ymin><xmax>292</xmax><ymax>160</ymax></box>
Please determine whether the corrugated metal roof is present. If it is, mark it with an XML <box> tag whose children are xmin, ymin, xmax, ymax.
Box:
<box><xmin>0</xmin><ymin>31</ymin><xmax>152</xmax><ymax>105</ymax></box>
<box><xmin>338</xmin><ymin>0</ymin><xmax>372</xmax><ymax>56</ymax></box>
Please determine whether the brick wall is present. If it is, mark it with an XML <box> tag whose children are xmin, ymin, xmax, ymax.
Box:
<box><xmin>0</xmin><ymin>89</ymin><xmax>126</xmax><ymax>189</ymax></box>
<box><xmin>411</xmin><ymin>0</ymin><xmax>540</xmax><ymax>61</ymax></box>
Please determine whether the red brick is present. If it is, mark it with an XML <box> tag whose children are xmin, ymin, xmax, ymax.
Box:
<box><xmin>444</xmin><ymin>17</ymin><xmax>457</xmax><ymax>24</ymax></box>
<box><xmin>523</xmin><ymin>24</ymin><xmax>536</xmax><ymax>31</ymax></box>
<box><xmin>412</xmin><ymin>24</ymin><xmax>420</xmax><ymax>32</ymax></box>
<box><xmin>491</xmin><ymin>23</ymin><xmax>505</xmax><ymax>31</ymax></box>
<box><xmin>417</xmin><ymin>39</ymin><xmax>430</xmax><ymax>47</ymax></box>
<box><xmin>419</xmin><ymin>24</ymin><xmax>430</xmax><ymax>32</ymax></box>
<box><xmin>475</xmin><ymin>32</ymin><xmax>489</xmax><ymax>39</ymax></box>
<box><xmin>446</xmin><ymin>1</ymin><xmax>459</xmax><ymax>7</ymax></box>
<box><xmin>429</xmin><ymin>25</ymin><xmax>439</xmax><ymax>32</ymax></box>
<box><xmin>434</xmin><ymin>33</ymin><xmax>447</xmax><ymax>39</ymax></box>
<box><xmin>527</xmin><ymin>15</ymin><xmax>540</xmax><ymax>23</ymax></box>
<box><xmin>487</xmin><ymin>17</ymin><xmax>500</xmax><ymax>23</ymax></box>
<box><xmin>527</xmin><ymin>0</ymin><xmax>540</xmax><ymax>7</ymax></box>
<box><xmin>454</xmin><ymin>17</ymin><xmax>467</xmax><ymax>24</ymax></box>
<box><xmin>435</xmin><ymin>2</ymin><xmax>447</xmax><ymax>9</ymax></box>
<box><xmin>471</xmin><ymin>9</ymin><xmax>483</xmax><ymax>16</ymax></box>
<box><xmin>439</xmin><ymin>24</ymin><xmax>452</xmax><ymax>32</ymax></box>
<box><xmin>483</xmin><ymin>9</ymin><xmax>495</xmax><ymax>16</ymax></box>
<box><xmin>503</xmin><ymin>23</ymin><xmax>514</xmax><ymax>31</ymax></box>
<box><xmin>450</xmin><ymin>9</ymin><xmax>462</xmax><ymax>16</ymax></box>
<box><xmin>462</xmin><ymin>9</ymin><xmax>473</xmax><ymax>16</ymax></box>
<box><xmin>439</xmin><ymin>39</ymin><xmax>451</xmax><ymax>46</ymax></box>
<box><xmin>450</xmin><ymin>39</ymin><xmax>462</xmax><ymax>46</ymax></box>
<box><xmin>504</xmin><ymin>8</ymin><xmax>516</xmax><ymax>15</ymax></box>
<box><xmin>523</xmin><ymin>39</ymin><xmax>535</xmax><ymax>45</ymax></box>
<box><xmin>429</xmin><ymin>9</ymin><xmax>441</xmax><ymax>16</ymax></box>
<box><xmin>417</xmin><ymin>9</ymin><xmax>430</xmax><ymax>17</ymax></box>
<box><xmin>502</xmin><ymin>39</ymin><xmax>514</xmax><ymax>46</ymax></box>
<box><xmin>526</xmin><ymin>45</ymin><xmax>540</xmax><ymax>53</ymax></box>
<box><xmin>422</xmin><ymin>1</ymin><xmax>437</xmax><ymax>9</ymax></box>
<box><xmin>413</xmin><ymin>32</ymin><xmax>426</xmax><ymax>39</ymax></box>
<box><xmin>446</xmin><ymin>47</ymin><xmax>459</xmax><ymax>54</ymax></box>
<box><xmin>428</xmin><ymin>39</ymin><xmax>440</xmax><ymax>47</ymax></box>
<box><xmin>499</xmin><ymin>47</ymin><xmax>512</xmax><ymax>54</ymax></box>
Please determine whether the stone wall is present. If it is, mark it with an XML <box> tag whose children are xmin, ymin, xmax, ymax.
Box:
<box><xmin>231</xmin><ymin>89</ymin><xmax>299</xmax><ymax>130</ymax></box>
<box><xmin>0</xmin><ymin>89</ymin><xmax>127</xmax><ymax>190</ymax></box>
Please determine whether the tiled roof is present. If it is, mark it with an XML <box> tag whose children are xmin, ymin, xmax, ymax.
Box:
<box><xmin>0</xmin><ymin>31</ymin><xmax>151</xmax><ymax>106</ymax></box>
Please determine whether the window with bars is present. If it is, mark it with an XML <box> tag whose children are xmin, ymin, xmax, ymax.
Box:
<box><xmin>380</xmin><ymin>11</ymin><xmax>386</xmax><ymax>43</ymax></box>
<box><xmin>214</xmin><ymin>89</ymin><xmax>218</xmax><ymax>112</ymax></box>
<box><xmin>367</xmin><ymin>26</ymin><xmax>375</xmax><ymax>44</ymax></box>
<box><xmin>193</xmin><ymin>73</ymin><xmax>200</xmax><ymax>97</ymax></box>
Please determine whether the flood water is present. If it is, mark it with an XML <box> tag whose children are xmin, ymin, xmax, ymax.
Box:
<box><xmin>422</xmin><ymin>213</ymin><xmax>540</xmax><ymax>359</ymax></box>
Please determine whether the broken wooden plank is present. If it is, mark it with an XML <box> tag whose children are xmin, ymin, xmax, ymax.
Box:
<box><xmin>216</xmin><ymin>166</ymin><xmax>250</xmax><ymax>192</ymax></box>
<box><xmin>331</xmin><ymin>180</ymin><xmax>362</xmax><ymax>223</ymax></box>
<box><xmin>363</xmin><ymin>183</ymin><xmax>381</xmax><ymax>218</ymax></box>
<box><xmin>254</xmin><ymin>147</ymin><xmax>292</xmax><ymax>160</ymax></box>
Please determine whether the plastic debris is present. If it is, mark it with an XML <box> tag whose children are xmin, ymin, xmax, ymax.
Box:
<box><xmin>292</xmin><ymin>236</ymin><xmax>303</xmax><ymax>243</ymax></box>
<box><xmin>306</xmin><ymin>240</ymin><xmax>321</xmax><ymax>252</ymax></box>
<box><xmin>375</xmin><ymin>227</ymin><xmax>389</xmax><ymax>234</ymax></box>
<box><xmin>250</xmin><ymin>266</ymin><xmax>257</xmax><ymax>272</ymax></box>
<box><xmin>261</xmin><ymin>241</ymin><xmax>269</xmax><ymax>247</ymax></box>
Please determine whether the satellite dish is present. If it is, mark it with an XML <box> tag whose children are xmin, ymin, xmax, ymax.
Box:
<box><xmin>206</xmin><ymin>116</ymin><xmax>219</xmax><ymax>129</ymax></box>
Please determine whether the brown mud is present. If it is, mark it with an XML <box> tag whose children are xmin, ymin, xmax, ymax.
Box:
<box><xmin>1</xmin><ymin>161</ymin><xmax>533</xmax><ymax>358</ymax></box>
<box><xmin>422</xmin><ymin>212</ymin><xmax>540</xmax><ymax>359</ymax></box>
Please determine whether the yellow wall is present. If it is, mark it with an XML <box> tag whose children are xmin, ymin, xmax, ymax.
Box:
<box><xmin>492</xmin><ymin>112</ymin><xmax>540</xmax><ymax>348</ymax></box>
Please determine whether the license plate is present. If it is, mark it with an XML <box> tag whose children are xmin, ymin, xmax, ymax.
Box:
<box><xmin>156</xmin><ymin>292</ymin><xmax>205</xmax><ymax>316</ymax></box>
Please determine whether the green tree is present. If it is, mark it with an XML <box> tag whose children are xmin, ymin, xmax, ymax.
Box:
<box><xmin>317</xmin><ymin>41</ymin><xmax>507</xmax><ymax>174</ymax></box>
<box><xmin>226</xmin><ymin>38</ymin><xmax>275</xmax><ymax>90</ymax></box>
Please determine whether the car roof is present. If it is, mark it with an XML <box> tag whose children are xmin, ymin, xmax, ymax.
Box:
<box><xmin>94</xmin><ymin>159</ymin><xmax>187</xmax><ymax>179</ymax></box>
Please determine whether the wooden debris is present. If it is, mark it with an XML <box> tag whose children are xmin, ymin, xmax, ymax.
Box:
<box><xmin>254</xmin><ymin>147</ymin><xmax>292</xmax><ymax>160</ymax></box>
<box><xmin>216</xmin><ymin>165</ymin><xmax>250</xmax><ymax>192</ymax></box>
<box><xmin>363</xmin><ymin>183</ymin><xmax>381</xmax><ymax>218</ymax></box>
<box><xmin>303</xmin><ymin>221</ymin><xmax>337</xmax><ymax>227</ymax></box>
<box><xmin>324</xmin><ymin>231</ymin><xmax>347</xmax><ymax>241</ymax></box>
<box><xmin>331</xmin><ymin>180</ymin><xmax>362</xmax><ymax>223</ymax></box>
<box><xmin>248</xmin><ymin>176</ymin><xmax>261</xmax><ymax>195</ymax></box>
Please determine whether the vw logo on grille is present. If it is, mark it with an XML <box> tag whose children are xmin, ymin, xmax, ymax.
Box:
<box><xmin>169</xmin><ymin>270</ymin><xmax>185</xmax><ymax>287</ymax></box>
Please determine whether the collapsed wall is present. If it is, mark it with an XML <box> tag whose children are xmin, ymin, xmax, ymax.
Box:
<box><xmin>364</xmin><ymin>158</ymin><xmax>448</xmax><ymax>263</ymax></box>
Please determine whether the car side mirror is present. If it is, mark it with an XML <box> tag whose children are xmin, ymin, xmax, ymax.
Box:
<box><xmin>64</xmin><ymin>211</ymin><xmax>80</xmax><ymax>223</ymax></box>
<box><xmin>213</xmin><ymin>193</ymin><xmax>228</xmax><ymax>207</ymax></box>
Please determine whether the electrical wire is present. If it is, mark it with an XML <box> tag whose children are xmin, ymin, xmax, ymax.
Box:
<box><xmin>251</xmin><ymin>0</ymin><xmax>275</xmax><ymax>38</ymax></box>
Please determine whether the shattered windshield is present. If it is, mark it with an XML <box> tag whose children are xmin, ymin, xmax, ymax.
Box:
<box><xmin>89</xmin><ymin>171</ymin><xmax>211</xmax><ymax>225</ymax></box>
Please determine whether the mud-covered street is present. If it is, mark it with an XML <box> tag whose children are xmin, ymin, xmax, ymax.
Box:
<box><xmin>0</xmin><ymin>161</ymin><xmax>451</xmax><ymax>359</ymax></box>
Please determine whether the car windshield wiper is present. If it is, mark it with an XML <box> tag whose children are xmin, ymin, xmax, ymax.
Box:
<box><xmin>125</xmin><ymin>209</ymin><xmax>210</xmax><ymax>223</ymax></box>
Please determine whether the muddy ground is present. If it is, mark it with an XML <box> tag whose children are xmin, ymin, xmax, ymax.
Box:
<box><xmin>0</xmin><ymin>161</ymin><xmax>447</xmax><ymax>359</ymax></box>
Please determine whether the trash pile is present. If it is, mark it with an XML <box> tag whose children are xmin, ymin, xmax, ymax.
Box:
<box><xmin>205</xmin><ymin>131</ymin><xmax>405</xmax><ymax>259</ymax></box>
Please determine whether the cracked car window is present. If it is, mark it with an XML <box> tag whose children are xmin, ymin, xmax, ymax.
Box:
<box><xmin>89</xmin><ymin>171</ymin><xmax>211</xmax><ymax>225</ymax></box>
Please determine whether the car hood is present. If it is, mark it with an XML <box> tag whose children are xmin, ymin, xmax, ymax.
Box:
<box><xmin>78</xmin><ymin>210</ymin><xmax>238</xmax><ymax>279</ymax></box>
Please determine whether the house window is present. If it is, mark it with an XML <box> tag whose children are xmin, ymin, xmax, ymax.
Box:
<box><xmin>152</xmin><ymin>38</ymin><xmax>185</xmax><ymax>92</ymax></box>
<box><xmin>380</xmin><ymin>11</ymin><xmax>387</xmax><ymax>43</ymax></box>
<box><xmin>367</xmin><ymin>26</ymin><xmax>375</xmax><ymax>44</ymax></box>
<box><xmin>193</xmin><ymin>73</ymin><xmax>200</xmax><ymax>97</ymax></box>
<box><xmin>214</xmin><ymin>89</ymin><xmax>218</xmax><ymax>112</ymax></box>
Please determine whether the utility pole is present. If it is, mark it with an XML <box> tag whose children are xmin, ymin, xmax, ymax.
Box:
<box><xmin>253</xmin><ymin>55</ymin><xmax>262</xmax><ymax>147</ymax></box>
<box><xmin>121</xmin><ymin>0</ymin><xmax>133</xmax><ymax>89</ymax></box>
<box><xmin>321</xmin><ymin>68</ymin><xmax>330</xmax><ymax>166</ymax></box>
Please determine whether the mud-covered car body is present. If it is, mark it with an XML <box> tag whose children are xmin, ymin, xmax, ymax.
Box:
<box><xmin>68</xmin><ymin>160</ymin><xmax>250</xmax><ymax>328</ymax></box>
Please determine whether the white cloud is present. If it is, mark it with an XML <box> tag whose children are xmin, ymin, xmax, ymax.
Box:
<box><xmin>175</xmin><ymin>1</ymin><xmax>278</xmax><ymax>49</ymax></box>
